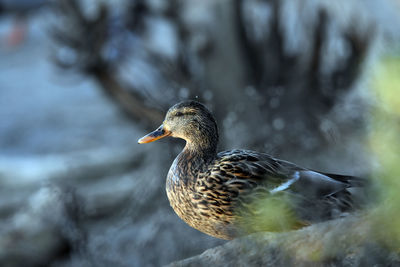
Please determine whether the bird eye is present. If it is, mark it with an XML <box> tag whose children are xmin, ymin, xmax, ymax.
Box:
<box><xmin>175</xmin><ymin>112</ymin><xmax>184</xmax><ymax>117</ymax></box>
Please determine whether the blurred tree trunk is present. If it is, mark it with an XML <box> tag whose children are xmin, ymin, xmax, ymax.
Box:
<box><xmin>53</xmin><ymin>0</ymin><xmax>377</xmax><ymax>170</ymax></box>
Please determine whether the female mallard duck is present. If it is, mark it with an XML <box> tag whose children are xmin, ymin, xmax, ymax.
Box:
<box><xmin>138</xmin><ymin>101</ymin><xmax>364</xmax><ymax>240</ymax></box>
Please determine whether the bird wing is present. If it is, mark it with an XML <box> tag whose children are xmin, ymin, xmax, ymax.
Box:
<box><xmin>214</xmin><ymin>149</ymin><xmax>356</xmax><ymax>201</ymax></box>
<box><xmin>195</xmin><ymin>150</ymin><xmax>364</xmax><ymax>230</ymax></box>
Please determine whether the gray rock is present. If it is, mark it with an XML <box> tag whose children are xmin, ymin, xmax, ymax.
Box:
<box><xmin>168</xmin><ymin>215</ymin><xmax>400</xmax><ymax>267</ymax></box>
<box><xmin>0</xmin><ymin>184</ymin><xmax>82</xmax><ymax>267</ymax></box>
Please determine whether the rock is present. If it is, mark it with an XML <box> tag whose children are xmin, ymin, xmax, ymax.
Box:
<box><xmin>167</xmin><ymin>215</ymin><xmax>400</xmax><ymax>267</ymax></box>
<box><xmin>0</xmin><ymin>185</ymin><xmax>83</xmax><ymax>267</ymax></box>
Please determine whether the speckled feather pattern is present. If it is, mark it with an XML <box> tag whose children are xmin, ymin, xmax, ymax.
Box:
<box><xmin>141</xmin><ymin>101</ymin><xmax>364</xmax><ymax>240</ymax></box>
<box><xmin>166</xmin><ymin>148</ymin><xmax>359</xmax><ymax>239</ymax></box>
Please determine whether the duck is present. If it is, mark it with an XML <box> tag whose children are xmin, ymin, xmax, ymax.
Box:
<box><xmin>138</xmin><ymin>100</ymin><xmax>365</xmax><ymax>240</ymax></box>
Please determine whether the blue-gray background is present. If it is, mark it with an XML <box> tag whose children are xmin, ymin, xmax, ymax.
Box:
<box><xmin>0</xmin><ymin>0</ymin><xmax>399</xmax><ymax>266</ymax></box>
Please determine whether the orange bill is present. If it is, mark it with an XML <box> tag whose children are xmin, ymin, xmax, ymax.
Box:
<box><xmin>138</xmin><ymin>125</ymin><xmax>171</xmax><ymax>144</ymax></box>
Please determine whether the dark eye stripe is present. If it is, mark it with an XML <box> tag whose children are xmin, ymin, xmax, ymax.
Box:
<box><xmin>175</xmin><ymin>111</ymin><xmax>196</xmax><ymax>117</ymax></box>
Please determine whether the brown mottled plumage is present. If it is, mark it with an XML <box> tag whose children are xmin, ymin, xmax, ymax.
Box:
<box><xmin>138</xmin><ymin>101</ymin><xmax>365</xmax><ymax>240</ymax></box>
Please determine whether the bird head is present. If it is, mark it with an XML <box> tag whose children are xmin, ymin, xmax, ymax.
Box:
<box><xmin>138</xmin><ymin>101</ymin><xmax>218</xmax><ymax>149</ymax></box>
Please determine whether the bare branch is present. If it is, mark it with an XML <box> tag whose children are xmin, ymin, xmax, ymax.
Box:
<box><xmin>52</xmin><ymin>0</ymin><xmax>164</xmax><ymax>129</ymax></box>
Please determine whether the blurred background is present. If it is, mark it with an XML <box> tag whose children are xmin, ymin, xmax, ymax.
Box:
<box><xmin>0</xmin><ymin>0</ymin><xmax>399</xmax><ymax>266</ymax></box>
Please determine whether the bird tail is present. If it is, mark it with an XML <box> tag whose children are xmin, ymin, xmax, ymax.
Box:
<box><xmin>319</xmin><ymin>172</ymin><xmax>367</xmax><ymax>187</ymax></box>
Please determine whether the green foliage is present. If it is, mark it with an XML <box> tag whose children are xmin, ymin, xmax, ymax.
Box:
<box><xmin>237</xmin><ymin>193</ymin><xmax>300</xmax><ymax>234</ymax></box>
<box><xmin>370</xmin><ymin>55</ymin><xmax>400</xmax><ymax>250</ymax></box>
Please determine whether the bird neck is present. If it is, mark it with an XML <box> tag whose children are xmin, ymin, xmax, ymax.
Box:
<box><xmin>183</xmin><ymin>135</ymin><xmax>218</xmax><ymax>164</ymax></box>
<box><xmin>169</xmin><ymin>117</ymin><xmax>219</xmax><ymax>185</ymax></box>
<box><xmin>168</xmin><ymin>140</ymin><xmax>217</xmax><ymax>187</ymax></box>
<box><xmin>167</xmin><ymin>144</ymin><xmax>216</xmax><ymax>191</ymax></box>
<box><xmin>183</xmin><ymin>120</ymin><xmax>219</xmax><ymax>160</ymax></box>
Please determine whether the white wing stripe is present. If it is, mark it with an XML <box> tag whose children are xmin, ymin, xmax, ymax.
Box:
<box><xmin>270</xmin><ymin>171</ymin><xmax>300</xmax><ymax>194</ymax></box>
